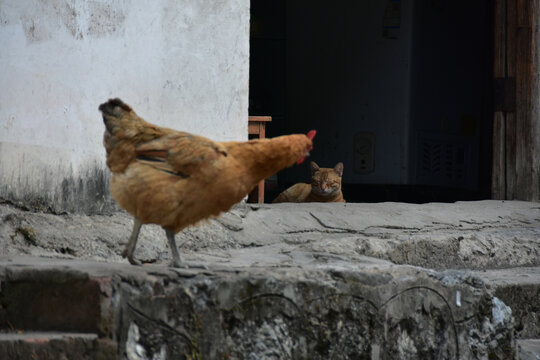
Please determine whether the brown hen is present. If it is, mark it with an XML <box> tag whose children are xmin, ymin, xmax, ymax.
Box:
<box><xmin>99</xmin><ymin>98</ymin><xmax>315</xmax><ymax>267</ymax></box>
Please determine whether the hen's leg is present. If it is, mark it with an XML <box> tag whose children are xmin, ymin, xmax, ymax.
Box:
<box><xmin>122</xmin><ymin>217</ymin><xmax>142</xmax><ymax>265</ymax></box>
<box><xmin>165</xmin><ymin>229</ymin><xmax>182</xmax><ymax>268</ymax></box>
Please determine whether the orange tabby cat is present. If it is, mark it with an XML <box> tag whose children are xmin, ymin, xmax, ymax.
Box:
<box><xmin>273</xmin><ymin>161</ymin><xmax>345</xmax><ymax>203</ymax></box>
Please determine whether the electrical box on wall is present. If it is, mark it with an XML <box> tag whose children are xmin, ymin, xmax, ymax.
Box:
<box><xmin>354</xmin><ymin>132</ymin><xmax>375</xmax><ymax>174</ymax></box>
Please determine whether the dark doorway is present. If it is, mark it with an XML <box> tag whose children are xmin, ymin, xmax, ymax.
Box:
<box><xmin>249</xmin><ymin>1</ymin><xmax>494</xmax><ymax>203</ymax></box>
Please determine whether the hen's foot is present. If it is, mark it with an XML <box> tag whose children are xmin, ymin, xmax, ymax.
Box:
<box><xmin>122</xmin><ymin>217</ymin><xmax>143</xmax><ymax>266</ymax></box>
<box><xmin>169</xmin><ymin>258</ymin><xmax>182</xmax><ymax>268</ymax></box>
<box><xmin>121</xmin><ymin>248</ymin><xmax>141</xmax><ymax>265</ymax></box>
<box><xmin>171</xmin><ymin>261</ymin><xmax>209</xmax><ymax>270</ymax></box>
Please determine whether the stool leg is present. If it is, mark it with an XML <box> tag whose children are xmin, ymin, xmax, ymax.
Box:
<box><xmin>258</xmin><ymin>179</ymin><xmax>264</xmax><ymax>203</ymax></box>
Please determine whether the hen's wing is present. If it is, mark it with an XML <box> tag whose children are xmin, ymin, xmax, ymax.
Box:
<box><xmin>135</xmin><ymin>133</ymin><xmax>229</xmax><ymax>178</ymax></box>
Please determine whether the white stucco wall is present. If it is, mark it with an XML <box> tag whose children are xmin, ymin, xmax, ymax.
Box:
<box><xmin>0</xmin><ymin>0</ymin><xmax>250</xmax><ymax>213</ymax></box>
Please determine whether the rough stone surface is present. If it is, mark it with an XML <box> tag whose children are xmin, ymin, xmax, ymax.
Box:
<box><xmin>474</xmin><ymin>267</ymin><xmax>540</xmax><ymax>339</ymax></box>
<box><xmin>518</xmin><ymin>339</ymin><xmax>540</xmax><ymax>360</ymax></box>
<box><xmin>1</xmin><ymin>200</ymin><xmax>538</xmax><ymax>270</ymax></box>
<box><xmin>0</xmin><ymin>256</ymin><xmax>515</xmax><ymax>359</ymax></box>
<box><xmin>0</xmin><ymin>332</ymin><xmax>116</xmax><ymax>360</ymax></box>
<box><xmin>0</xmin><ymin>199</ymin><xmax>538</xmax><ymax>359</ymax></box>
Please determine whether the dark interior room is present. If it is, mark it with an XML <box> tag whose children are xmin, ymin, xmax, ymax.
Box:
<box><xmin>249</xmin><ymin>0</ymin><xmax>494</xmax><ymax>203</ymax></box>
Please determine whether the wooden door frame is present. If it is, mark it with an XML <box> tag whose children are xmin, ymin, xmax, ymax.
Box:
<box><xmin>492</xmin><ymin>0</ymin><xmax>540</xmax><ymax>201</ymax></box>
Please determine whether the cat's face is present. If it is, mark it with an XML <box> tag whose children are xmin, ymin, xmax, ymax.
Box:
<box><xmin>310</xmin><ymin>162</ymin><xmax>343</xmax><ymax>197</ymax></box>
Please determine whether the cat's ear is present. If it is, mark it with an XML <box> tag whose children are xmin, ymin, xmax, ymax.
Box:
<box><xmin>334</xmin><ymin>162</ymin><xmax>344</xmax><ymax>176</ymax></box>
<box><xmin>310</xmin><ymin>161</ymin><xmax>320</xmax><ymax>175</ymax></box>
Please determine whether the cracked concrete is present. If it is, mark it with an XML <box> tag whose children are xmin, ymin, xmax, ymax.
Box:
<box><xmin>3</xmin><ymin>200</ymin><xmax>538</xmax><ymax>270</ymax></box>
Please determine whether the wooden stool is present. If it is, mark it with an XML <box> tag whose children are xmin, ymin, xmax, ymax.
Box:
<box><xmin>248</xmin><ymin>116</ymin><xmax>272</xmax><ymax>203</ymax></box>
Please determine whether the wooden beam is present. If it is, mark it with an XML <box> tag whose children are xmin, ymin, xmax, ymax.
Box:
<box><xmin>492</xmin><ymin>0</ymin><xmax>506</xmax><ymax>199</ymax></box>
<box><xmin>514</xmin><ymin>0</ymin><xmax>540</xmax><ymax>200</ymax></box>
<box><xmin>492</xmin><ymin>112</ymin><xmax>506</xmax><ymax>199</ymax></box>
<box><xmin>493</xmin><ymin>0</ymin><xmax>540</xmax><ymax>201</ymax></box>
<box><xmin>506</xmin><ymin>0</ymin><xmax>518</xmax><ymax>199</ymax></box>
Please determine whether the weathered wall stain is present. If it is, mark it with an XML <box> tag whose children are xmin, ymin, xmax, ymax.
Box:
<box><xmin>52</xmin><ymin>0</ymin><xmax>83</xmax><ymax>39</ymax></box>
<box><xmin>16</xmin><ymin>0</ymin><xmax>126</xmax><ymax>42</ymax></box>
<box><xmin>0</xmin><ymin>164</ymin><xmax>116</xmax><ymax>215</ymax></box>
<box><xmin>20</xmin><ymin>15</ymin><xmax>50</xmax><ymax>43</ymax></box>
<box><xmin>59</xmin><ymin>165</ymin><xmax>117</xmax><ymax>214</ymax></box>
<box><xmin>0</xmin><ymin>141</ymin><xmax>116</xmax><ymax>215</ymax></box>
<box><xmin>87</xmin><ymin>1</ymin><xmax>126</xmax><ymax>37</ymax></box>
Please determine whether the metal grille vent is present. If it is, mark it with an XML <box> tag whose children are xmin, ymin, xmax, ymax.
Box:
<box><xmin>415</xmin><ymin>133</ymin><xmax>477</xmax><ymax>189</ymax></box>
<box><xmin>420</xmin><ymin>141</ymin><xmax>465</xmax><ymax>181</ymax></box>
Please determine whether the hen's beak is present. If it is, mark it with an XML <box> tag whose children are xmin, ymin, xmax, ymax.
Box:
<box><xmin>297</xmin><ymin>129</ymin><xmax>316</xmax><ymax>164</ymax></box>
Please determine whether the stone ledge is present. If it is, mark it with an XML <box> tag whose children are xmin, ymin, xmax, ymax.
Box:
<box><xmin>0</xmin><ymin>257</ymin><xmax>516</xmax><ymax>359</ymax></box>
<box><xmin>0</xmin><ymin>332</ymin><xmax>116</xmax><ymax>360</ymax></box>
<box><xmin>517</xmin><ymin>339</ymin><xmax>540</xmax><ymax>360</ymax></box>
<box><xmin>1</xmin><ymin>200</ymin><xmax>538</xmax><ymax>270</ymax></box>
<box><xmin>0</xmin><ymin>200</ymin><xmax>538</xmax><ymax>358</ymax></box>
<box><xmin>475</xmin><ymin>267</ymin><xmax>540</xmax><ymax>339</ymax></box>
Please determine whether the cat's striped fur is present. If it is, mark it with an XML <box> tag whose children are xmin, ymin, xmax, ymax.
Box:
<box><xmin>273</xmin><ymin>161</ymin><xmax>345</xmax><ymax>203</ymax></box>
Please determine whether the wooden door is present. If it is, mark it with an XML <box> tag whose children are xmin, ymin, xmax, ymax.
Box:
<box><xmin>492</xmin><ymin>0</ymin><xmax>540</xmax><ymax>201</ymax></box>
